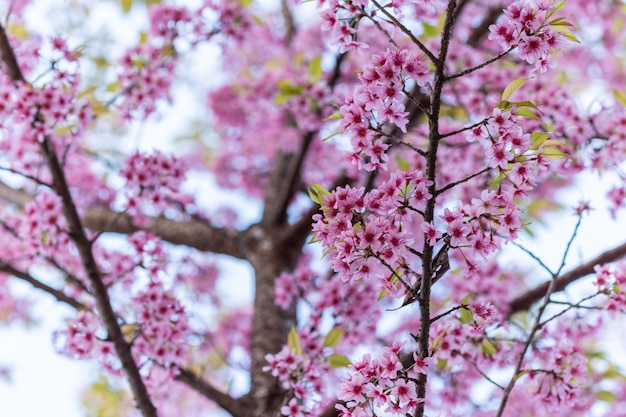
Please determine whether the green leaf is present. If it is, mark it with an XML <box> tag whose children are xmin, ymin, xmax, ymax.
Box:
<box><xmin>541</xmin><ymin>146</ymin><xmax>569</xmax><ymax>160</ymax></box>
<box><xmin>548</xmin><ymin>17</ymin><xmax>574</xmax><ymax>27</ymax></box>
<box><xmin>288</xmin><ymin>327</ymin><xmax>302</xmax><ymax>355</ymax></box>
<box><xmin>489</xmin><ymin>170</ymin><xmax>507</xmax><ymax>188</ymax></box>
<box><xmin>432</xmin><ymin>326</ymin><xmax>449</xmax><ymax>351</ymax></box>
<box><xmin>274</xmin><ymin>80</ymin><xmax>304</xmax><ymax>104</ymax></box>
<box><xmin>308</xmin><ymin>56</ymin><xmax>323</xmax><ymax>81</ymax></box>
<box><xmin>530</xmin><ymin>132</ymin><xmax>551</xmax><ymax>150</ymax></box>
<box><xmin>324</xmin><ymin>328</ymin><xmax>344</xmax><ymax>348</ymax></box>
<box><xmin>324</xmin><ymin>111</ymin><xmax>341</xmax><ymax>121</ymax></box>
<box><xmin>614</xmin><ymin>90</ymin><xmax>626</xmax><ymax>107</ymax></box>
<box><xmin>377</xmin><ymin>288</ymin><xmax>388</xmax><ymax>301</ymax></box>
<box><xmin>515</xmin><ymin>107</ymin><xmax>539</xmax><ymax>119</ymax></box>
<box><xmin>501</xmin><ymin>78</ymin><xmax>529</xmax><ymax>101</ymax></box>
<box><xmin>322</xmin><ymin>130</ymin><xmax>342</xmax><ymax>141</ymax></box>
<box><xmin>496</xmin><ymin>100</ymin><xmax>540</xmax><ymax>113</ymax></box>
<box><xmin>308</xmin><ymin>183</ymin><xmax>331</xmax><ymax>205</ymax></box>
<box><xmin>396</xmin><ymin>156</ymin><xmax>410</xmax><ymax>171</ymax></box>
<box><xmin>328</xmin><ymin>354</ymin><xmax>351</xmax><ymax>368</ymax></box>
<box><xmin>436</xmin><ymin>357</ymin><xmax>449</xmax><ymax>371</ymax></box>
<box><xmin>120</xmin><ymin>0</ymin><xmax>132</xmax><ymax>13</ymax></box>
<box><xmin>561</xmin><ymin>28</ymin><xmax>581</xmax><ymax>44</ymax></box>
<box><xmin>459</xmin><ymin>306</ymin><xmax>474</xmax><ymax>324</ymax></box>
<box><xmin>481</xmin><ymin>340</ymin><xmax>496</xmax><ymax>356</ymax></box>
<box><xmin>597</xmin><ymin>390</ymin><xmax>617</xmax><ymax>403</ymax></box>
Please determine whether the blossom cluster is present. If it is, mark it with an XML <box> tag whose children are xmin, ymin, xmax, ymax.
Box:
<box><xmin>16</xmin><ymin>191</ymin><xmax>71</xmax><ymax>257</ymax></box>
<box><xmin>339</xmin><ymin>48</ymin><xmax>430</xmax><ymax>171</ymax></box>
<box><xmin>336</xmin><ymin>343</ymin><xmax>425</xmax><ymax>417</ymax></box>
<box><xmin>264</xmin><ymin>329</ymin><xmax>336</xmax><ymax>417</ymax></box>
<box><xmin>312</xmin><ymin>173</ymin><xmax>427</xmax><ymax>294</ymax></box>
<box><xmin>119</xmin><ymin>151</ymin><xmax>191</xmax><ymax>216</ymax></box>
<box><xmin>57</xmin><ymin>282</ymin><xmax>190</xmax><ymax>372</ymax></box>
<box><xmin>488</xmin><ymin>0</ymin><xmax>566</xmax><ymax>72</ymax></box>
<box><xmin>131</xmin><ymin>281</ymin><xmax>190</xmax><ymax>366</ymax></box>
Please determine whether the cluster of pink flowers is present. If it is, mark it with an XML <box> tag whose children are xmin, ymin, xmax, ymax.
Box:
<box><xmin>340</xmin><ymin>48</ymin><xmax>429</xmax><ymax>171</ymax></box>
<box><xmin>56</xmin><ymin>310</ymin><xmax>104</xmax><ymax>360</ymax></box>
<box><xmin>117</xmin><ymin>43</ymin><xmax>179</xmax><ymax>120</ymax></box>
<box><xmin>272</xmin><ymin>253</ymin><xmax>383</xmax><ymax>415</ymax></box>
<box><xmin>336</xmin><ymin>343</ymin><xmax>425</xmax><ymax>417</ymax></box>
<box><xmin>57</xmin><ymin>282</ymin><xmax>190</xmax><ymax>373</ymax></box>
<box><xmin>16</xmin><ymin>191</ymin><xmax>71</xmax><ymax>257</ymax></box>
<box><xmin>131</xmin><ymin>281</ymin><xmax>190</xmax><ymax>366</ymax></box>
<box><xmin>594</xmin><ymin>263</ymin><xmax>626</xmax><ymax>315</ymax></box>
<box><xmin>119</xmin><ymin>151</ymin><xmax>191</xmax><ymax>216</ymax></box>
<box><xmin>519</xmin><ymin>325</ymin><xmax>591</xmax><ymax>411</ymax></box>
<box><xmin>488</xmin><ymin>0</ymin><xmax>566</xmax><ymax>72</ymax></box>
<box><xmin>312</xmin><ymin>172</ymin><xmax>430</xmax><ymax>294</ymax></box>
<box><xmin>264</xmin><ymin>329</ymin><xmax>336</xmax><ymax>417</ymax></box>
<box><xmin>0</xmin><ymin>66</ymin><xmax>91</xmax><ymax>179</ymax></box>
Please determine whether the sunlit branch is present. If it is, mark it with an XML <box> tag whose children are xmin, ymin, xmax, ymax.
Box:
<box><xmin>508</xmin><ymin>243</ymin><xmax>626</xmax><ymax>317</ymax></box>
<box><xmin>438</xmin><ymin>118</ymin><xmax>488</xmax><ymax>139</ymax></box>
<box><xmin>0</xmin><ymin>181</ymin><xmax>251</xmax><ymax>260</ymax></box>
<box><xmin>497</xmin><ymin>269</ymin><xmax>559</xmax><ymax>416</ymax></box>
<box><xmin>446</xmin><ymin>45</ymin><xmax>516</xmax><ymax>81</ymax></box>
<box><xmin>540</xmin><ymin>292</ymin><xmax>604</xmax><ymax>327</ymax></box>
<box><xmin>435</xmin><ymin>167</ymin><xmax>491</xmax><ymax>196</ymax></box>
<box><xmin>458</xmin><ymin>350</ymin><xmax>505</xmax><ymax>390</ymax></box>
<box><xmin>430</xmin><ymin>304</ymin><xmax>467</xmax><ymax>323</ymax></box>
<box><xmin>361</xmin><ymin>7</ymin><xmax>401</xmax><ymax>49</ymax></box>
<box><xmin>370</xmin><ymin>0</ymin><xmax>438</xmax><ymax>65</ymax></box>
<box><xmin>510</xmin><ymin>241</ymin><xmax>554</xmax><ymax>277</ymax></box>
<box><xmin>0</xmin><ymin>262</ymin><xmax>87</xmax><ymax>310</ymax></box>
<box><xmin>175</xmin><ymin>367</ymin><xmax>247</xmax><ymax>417</ymax></box>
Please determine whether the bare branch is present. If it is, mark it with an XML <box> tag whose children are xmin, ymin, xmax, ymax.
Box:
<box><xmin>175</xmin><ymin>367</ymin><xmax>247</xmax><ymax>417</ymax></box>
<box><xmin>370</xmin><ymin>0</ymin><xmax>438</xmax><ymax>64</ymax></box>
<box><xmin>508</xmin><ymin>240</ymin><xmax>626</xmax><ymax>317</ymax></box>
<box><xmin>0</xmin><ymin>182</ymin><xmax>251</xmax><ymax>260</ymax></box>
<box><xmin>0</xmin><ymin>262</ymin><xmax>87</xmax><ymax>310</ymax></box>
<box><xmin>0</xmin><ymin>22</ymin><xmax>157</xmax><ymax>416</ymax></box>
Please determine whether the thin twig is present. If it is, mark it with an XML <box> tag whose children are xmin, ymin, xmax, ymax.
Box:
<box><xmin>435</xmin><ymin>167</ymin><xmax>490</xmax><ymax>196</ymax></box>
<box><xmin>446</xmin><ymin>46</ymin><xmax>516</xmax><ymax>81</ymax></box>
<box><xmin>459</xmin><ymin>350</ymin><xmax>505</xmax><ymax>390</ymax></box>
<box><xmin>430</xmin><ymin>304</ymin><xmax>467</xmax><ymax>323</ymax></box>
<box><xmin>438</xmin><ymin>118</ymin><xmax>488</xmax><ymax>139</ymax></box>
<box><xmin>370</xmin><ymin>0</ymin><xmax>438</xmax><ymax>64</ymax></box>
<box><xmin>540</xmin><ymin>292</ymin><xmax>602</xmax><ymax>327</ymax></box>
<box><xmin>510</xmin><ymin>241</ymin><xmax>554</xmax><ymax>277</ymax></box>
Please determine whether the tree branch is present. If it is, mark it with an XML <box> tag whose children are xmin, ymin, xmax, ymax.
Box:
<box><xmin>0</xmin><ymin>263</ymin><xmax>87</xmax><ymax>310</ymax></box>
<box><xmin>0</xmin><ymin>181</ymin><xmax>251</xmax><ymax>260</ymax></box>
<box><xmin>0</xmin><ymin>22</ymin><xmax>157</xmax><ymax>417</ymax></box>
<box><xmin>175</xmin><ymin>367</ymin><xmax>247</xmax><ymax>417</ymax></box>
<box><xmin>508</xmin><ymin>240</ymin><xmax>626</xmax><ymax>317</ymax></box>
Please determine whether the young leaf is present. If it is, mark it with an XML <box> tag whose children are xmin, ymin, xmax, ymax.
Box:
<box><xmin>561</xmin><ymin>28</ymin><xmax>581</xmax><ymax>44</ymax></box>
<box><xmin>328</xmin><ymin>354</ymin><xmax>351</xmax><ymax>368</ymax></box>
<box><xmin>324</xmin><ymin>328</ymin><xmax>344</xmax><ymax>348</ymax></box>
<box><xmin>614</xmin><ymin>90</ymin><xmax>626</xmax><ymax>107</ymax></box>
<box><xmin>288</xmin><ymin>327</ymin><xmax>302</xmax><ymax>355</ymax></box>
<box><xmin>530</xmin><ymin>132</ymin><xmax>551</xmax><ymax>150</ymax></box>
<box><xmin>323</xmin><ymin>111</ymin><xmax>341</xmax><ymax>121</ymax></box>
<box><xmin>481</xmin><ymin>340</ymin><xmax>496</xmax><ymax>356</ymax></box>
<box><xmin>459</xmin><ymin>306</ymin><xmax>474</xmax><ymax>324</ymax></box>
<box><xmin>501</xmin><ymin>78</ymin><xmax>529</xmax><ymax>101</ymax></box>
<box><xmin>120</xmin><ymin>0</ymin><xmax>133</xmax><ymax>13</ymax></box>
<box><xmin>308</xmin><ymin>56</ymin><xmax>323</xmax><ymax>81</ymax></box>
<box><xmin>541</xmin><ymin>147</ymin><xmax>569</xmax><ymax>160</ymax></box>
<box><xmin>322</xmin><ymin>130</ymin><xmax>342</xmax><ymax>141</ymax></box>
<box><xmin>515</xmin><ymin>107</ymin><xmax>539</xmax><ymax>119</ymax></box>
